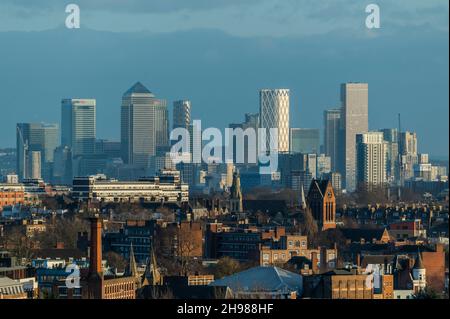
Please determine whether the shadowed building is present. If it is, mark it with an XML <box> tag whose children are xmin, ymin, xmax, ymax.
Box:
<box><xmin>82</xmin><ymin>217</ymin><xmax>136</xmax><ymax>299</ymax></box>
<box><xmin>306</xmin><ymin>179</ymin><xmax>336</xmax><ymax>231</ymax></box>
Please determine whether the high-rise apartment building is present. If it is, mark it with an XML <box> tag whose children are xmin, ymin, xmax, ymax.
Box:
<box><xmin>399</xmin><ymin>131</ymin><xmax>417</xmax><ymax>156</ymax></box>
<box><xmin>379</xmin><ymin>128</ymin><xmax>400</xmax><ymax>184</ymax></box>
<box><xmin>356</xmin><ymin>132</ymin><xmax>387</xmax><ymax>190</ymax></box>
<box><xmin>121</xmin><ymin>82</ymin><xmax>168</xmax><ymax>169</ymax></box>
<box><xmin>61</xmin><ymin>99</ymin><xmax>96</xmax><ymax>157</ymax></box>
<box><xmin>290</xmin><ymin>128</ymin><xmax>320</xmax><ymax>154</ymax></box>
<box><xmin>323</xmin><ymin>108</ymin><xmax>342</xmax><ymax>171</ymax></box>
<box><xmin>399</xmin><ymin>131</ymin><xmax>418</xmax><ymax>182</ymax></box>
<box><xmin>16</xmin><ymin>123</ymin><xmax>59</xmax><ymax>181</ymax></box>
<box><xmin>340</xmin><ymin>83</ymin><xmax>369</xmax><ymax>191</ymax></box>
<box><xmin>259</xmin><ymin>89</ymin><xmax>290</xmax><ymax>153</ymax></box>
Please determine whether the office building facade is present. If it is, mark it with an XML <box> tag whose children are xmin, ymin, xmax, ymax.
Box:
<box><xmin>61</xmin><ymin>99</ymin><xmax>96</xmax><ymax>157</ymax></box>
<box><xmin>259</xmin><ymin>89</ymin><xmax>290</xmax><ymax>153</ymax></box>
<box><xmin>340</xmin><ymin>83</ymin><xmax>369</xmax><ymax>191</ymax></box>
<box><xmin>121</xmin><ymin>82</ymin><xmax>168</xmax><ymax>169</ymax></box>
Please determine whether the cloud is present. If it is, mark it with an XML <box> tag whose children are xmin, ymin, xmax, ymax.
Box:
<box><xmin>0</xmin><ymin>0</ymin><xmax>447</xmax><ymax>35</ymax></box>
<box><xmin>1</xmin><ymin>0</ymin><xmax>260</xmax><ymax>13</ymax></box>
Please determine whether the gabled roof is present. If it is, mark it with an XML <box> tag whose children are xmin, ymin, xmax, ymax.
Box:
<box><xmin>307</xmin><ymin>179</ymin><xmax>331</xmax><ymax>199</ymax></box>
<box><xmin>210</xmin><ymin>266</ymin><xmax>302</xmax><ymax>293</ymax></box>
<box><xmin>123</xmin><ymin>82</ymin><xmax>153</xmax><ymax>96</ymax></box>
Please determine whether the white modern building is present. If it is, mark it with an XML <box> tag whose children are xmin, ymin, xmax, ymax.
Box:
<box><xmin>356</xmin><ymin>132</ymin><xmax>387</xmax><ymax>189</ymax></box>
<box><xmin>259</xmin><ymin>89</ymin><xmax>290</xmax><ymax>153</ymax></box>
<box><xmin>72</xmin><ymin>170</ymin><xmax>188</xmax><ymax>204</ymax></box>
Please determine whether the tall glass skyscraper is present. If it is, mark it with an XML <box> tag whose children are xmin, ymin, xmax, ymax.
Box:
<box><xmin>121</xmin><ymin>82</ymin><xmax>168</xmax><ymax>169</ymax></box>
<box><xmin>61</xmin><ymin>99</ymin><xmax>96</xmax><ymax>157</ymax></box>
<box><xmin>16</xmin><ymin>123</ymin><xmax>59</xmax><ymax>181</ymax></box>
<box><xmin>259</xmin><ymin>89</ymin><xmax>290</xmax><ymax>153</ymax></box>
<box><xmin>340</xmin><ymin>83</ymin><xmax>369</xmax><ymax>192</ymax></box>
<box><xmin>324</xmin><ymin>108</ymin><xmax>342</xmax><ymax>171</ymax></box>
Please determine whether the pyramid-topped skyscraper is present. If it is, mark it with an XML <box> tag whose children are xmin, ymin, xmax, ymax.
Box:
<box><xmin>121</xmin><ymin>82</ymin><xmax>169</xmax><ymax>170</ymax></box>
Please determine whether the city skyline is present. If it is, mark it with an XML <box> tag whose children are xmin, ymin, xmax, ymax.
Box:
<box><xmin>0</xmin><ymin>1</ymin><xmax>448</xmax><ymax>304</ymax></box>
<box><xmin>0</xmin><ymin>4</ymin><xmax>448</xmax><ymax>158</ymax></box>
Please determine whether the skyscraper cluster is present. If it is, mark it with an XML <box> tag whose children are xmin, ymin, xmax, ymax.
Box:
<box><xmin>12</xmin><ymin>81</ymin><xmax>446</xmax><ymax>194</ymax></box>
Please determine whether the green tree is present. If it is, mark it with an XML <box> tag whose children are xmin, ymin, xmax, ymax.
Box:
<box><xmin>412</xmin><ymin>287</ymin><xmax>440</xmax><ymax>299</ymax></box>
<box><xmin>213</xmin><ymin>257</ymin><xmax>242</xmax><ymax>279</ymax></box>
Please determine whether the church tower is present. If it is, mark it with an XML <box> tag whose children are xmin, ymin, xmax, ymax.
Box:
<box><xmin>229</xmin><ymin>171</ymin><xmax>243</xmax><ymax>213</ymax></box>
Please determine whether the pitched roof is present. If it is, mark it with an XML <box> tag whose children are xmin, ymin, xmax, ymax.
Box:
<box><xmin>123</xmin><ymin>82</ymin><xmax>153</xmax><ymax>96</ymax></box>
<box><xmin>210</xmin><ymin>266</ymin><xmax>302</xmax><ymax>293</ymax></box>
<box><xmin>413</xmin><ymin>251</ymin><xmax>425</xmax><ymax>270</ymax></box>
<box><xmin>340</xmin><ymin>228</ymin><xmax>387</xmax><ymax>242</ymax></box>
<box><xmin>307</xmin><ymin>179</ymin><xmax>331</xmax><ymax>199</ymax></box>
<box><xmin>361</xmin><ymin>255</ymin><xmax>396</xmax><ymax>267</ymax></box>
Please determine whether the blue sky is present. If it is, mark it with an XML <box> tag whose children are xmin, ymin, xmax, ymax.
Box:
<box><xmin>0</xmin><ymin>0</ymin><xmax>448</xmax><ymax>157</ymax></box>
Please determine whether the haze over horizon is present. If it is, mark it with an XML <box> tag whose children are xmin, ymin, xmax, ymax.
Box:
<box><xmin>0</xmin><ymin>0</ymin><xmax>448</xmax><ymax>158</ymax></box>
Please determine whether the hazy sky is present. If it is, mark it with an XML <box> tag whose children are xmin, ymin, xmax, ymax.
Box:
<box><xmin>0</xmin><ymin>0</ymin><xmax>448</xmax><ymax>157</ymax></box>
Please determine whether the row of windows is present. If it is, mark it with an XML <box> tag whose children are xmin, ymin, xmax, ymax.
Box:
<box><xmin>0</xmin><ymin>285</ymin><xmax>24</xmax><ymax>295</ymax></box>
<box><xmin>104</xmin><ymin>282</ymin><xmax>134</xmax><ymax>295</ymax></box>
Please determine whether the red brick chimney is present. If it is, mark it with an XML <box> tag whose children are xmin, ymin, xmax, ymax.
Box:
<box><xmin>86</xmin><ymin>216</ymin><xmax>104</xmax><ymax>299</ymax></box>
<box><xmin>89</xmin><ymin>217</ymin><xmax>103</xmax><ymax>276</ymax></box>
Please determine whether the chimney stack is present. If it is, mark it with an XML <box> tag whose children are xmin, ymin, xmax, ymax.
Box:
<box><xmin>89</xmin><ymin>216</ymin><xmax>103</xmax><ymax>276</ymax></box>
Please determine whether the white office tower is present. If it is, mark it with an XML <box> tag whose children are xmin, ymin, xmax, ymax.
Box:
<box><xmin>356</xmin><ymin>132</ymin><xmax>387</xmax><ymax>190</ymax></box>
<box><xmin>259</xmin><ymin>89</ymin><xmax>290</xmax><ymax>153</ymax></box>
<box><xmin>29</xmin><ymin>151</ymin><xmax>42</xmax><ymax>180</ymax></box>
<box><xmin>61</xmin><ymin>99</ymin><xmax>96</xmax><ymax>157</ymax></box>
<box><xmin>121</xmin><ymin>82</ymin><xmax>169</xmax><ymax>169</ymax></box>
<box><xmin>341</xmin><ymin>83</ymin><xmax>369</xmax><ymax>192</ymax></box>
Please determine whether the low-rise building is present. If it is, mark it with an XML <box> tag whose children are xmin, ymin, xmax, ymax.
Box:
<box><xmin>0</xmin><ymin>276</ymin><xmax>28</xmax><ymax>299</ymax></box>
<box><xmin>72</xmin><ymin>171</ymin><xmax>188</xmax><ymax>204</ymax></box>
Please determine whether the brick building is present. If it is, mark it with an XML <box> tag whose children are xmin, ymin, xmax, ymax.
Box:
<box><xmin>0</xmin><ymin>185</ymin><xmax>25</xmax><ymax>210</ymax></box>
<box><xmin>306</xmin><ymin>179</ymin><xmax>336</xmax><ymax>230</ymax></box>
<box><xmin>303</xmin><ymin>269</ymin><xmax>373</xmax><ymax>299</ymax></box>
<box><xmin>81</xmin><ymin>217</ymin><xmax>136</xmax><ymax>299</ymax></box>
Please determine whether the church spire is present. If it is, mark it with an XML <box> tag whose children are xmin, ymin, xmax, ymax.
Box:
<box><xmin>125</xmin><ymin>243</ymin><xmax>138</xmax><ymax>277</ymax></box>
<box><xmin>413</xmin><ymin>249</ymin><xmax>425</xmax><ymax>270</ymax></box>
<box><xmin>141</xmin><ymin>238</ymin><xmax>162</xmax><ymax>286</ymax></box>
<box><xmin>300</xmin><ymin>184</ymin><xmax>307</xmax><ymax>210</ymax></box>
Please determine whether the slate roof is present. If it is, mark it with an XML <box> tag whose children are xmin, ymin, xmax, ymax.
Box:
<box><xmin>32</xmin><ymin>248</ymin><xmax>86</xmax><ymax>260</ymax></box>
<box><xmin>210</xmin><ymin>266</ymin><xmax>302</xmax><ymax>293</ymax></box>
<box><xmin>340</xmin><ymin>228</ymin><xmax>387</xmax><ymax>242</ymax></box>
<box><xmin>413</xmin><ymin>251</ymin><xmax>425</xmax><ymax>270</ymax></box>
